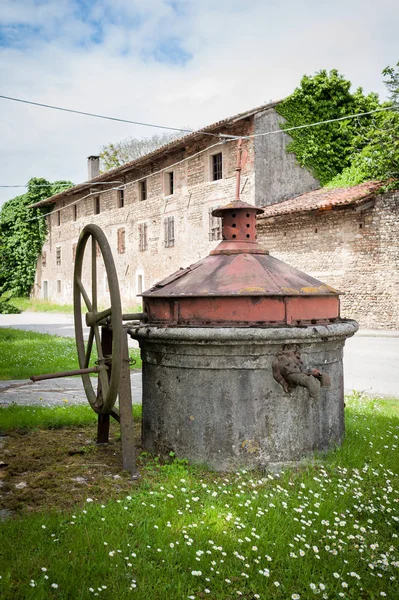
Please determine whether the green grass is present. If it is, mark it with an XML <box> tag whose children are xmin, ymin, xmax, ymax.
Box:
<box><xmin>10</xmin><ymin>297</ymin><xmax>74</xmax><ymax>314</ymax></box>
<box><xmin>0</xmin><ymin>329</ymin><xmax>142</xmax><ymax>380</ymax></box>
<box><xmin>0</xmin><ymin>403</ymin><xmax>142</xmax><ymax>431</ymax></box>
<box><xmin>0</xmin><ymin>393</ymin><xmax>398</xmax><ymax>599</ymax></box>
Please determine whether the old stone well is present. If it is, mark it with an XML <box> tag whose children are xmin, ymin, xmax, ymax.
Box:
<box><xmin>130</xmin><ymin>198</ymin><xmax>358</xmax><ymax>471</ymax></box>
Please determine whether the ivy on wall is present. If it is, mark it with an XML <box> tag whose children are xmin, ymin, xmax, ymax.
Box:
<box><xmin>275</xmin><ymin>69</ymin><xmax>397</xmax><ymax>187</ymax></box>
<box><xmin>0</xmin><ymin>178</ymin><xmax>73</xmax><ymax>297</ymax></box>
<box><xmin>326</xmin><ymin>105</ymin><xmax>399</xmax><ymax>189</ymax></box>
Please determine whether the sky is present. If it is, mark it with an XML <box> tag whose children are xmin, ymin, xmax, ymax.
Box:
<box><xmin>0</xmin><ymin>0</ymin><xmax>398</xmax><ymax>206</ymax></box>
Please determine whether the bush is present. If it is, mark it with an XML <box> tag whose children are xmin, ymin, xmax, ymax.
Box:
<box><xmin>0</xmin><ymin>300</ymin><xmax>21</xmax><ymax>314</ymax></box>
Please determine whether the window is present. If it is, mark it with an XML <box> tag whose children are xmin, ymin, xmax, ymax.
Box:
<box><xmin>139</xmin><ymin>223</ymin><xmax>148</xmax><ymax>252</ymax></box>
<box><xmin>211</xmin><ymin>152</ymin><xmax>223</xmax><ymax>181</ymax></box>
<box><xmin>139</xmin><ymin>179</ymin><xmax>147</xmax><ymax>201</ymax></box>
<box><xmin>117</xmin><ymin>188</ymin><xmax>125</xmax><ymax>208</ymax></box>
<box><xmin>94</xmin><ymin>196</ymin><xmax>100</xmax><ymax>214</ymax></box>
<box><xmin>41</xmin><ymin>252</ymin><xmax>47</xmax><ymax>267</ymax></box>
<box><xmin>72</xmin><ymin>243</ymin><xmax>77</xmax><ymax>263</ymax></box>
<box><xmin>57</xmin><ymin>280</ymin><xmax>61</xmax><ymax>294</ymax></box>
<box><xmin>57</xmin><ymin>211</ymin><xmax>61</xmax><ymax>226</ymax></box>
<box><xmin>56</xmin><ymin>247</ymin><xmax>61</xmax><ymax>266</ymax></box>
<box><xmin>73</xmin><ymin>204</ymin><xmax>78</xmax><ymax>221</ymax></box>
<box><xmin>117</xmin><ymin>228</ymin><xmax>126</xmax><ymax>254</ymax></box>
<box><xmin>164</xmin><ymin>216</ymin><xmax>175</xmax><ymax>248</ymax></box>
<box><xmin>208</xmin><ymin>207</ymin><xmax>222</xmax><ymax>241</ymax></box>
<box><xmin>165</xmin><ymin>171</ymin><xmax>174</xmax><ymax>196</ymax></box>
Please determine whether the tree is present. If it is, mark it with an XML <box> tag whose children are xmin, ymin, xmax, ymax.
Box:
<box><xmin>327</xmin><ymin>64</ymin><xmax>399</xmax><ymax>188</ymax></box>
<box><xmin>100</xmin><ymin>131</ymin><xmax>184</xmax><ymax>171</ymax></box>
<box><xmin>0</xmin><ymin>178</ymin><xmax>73</xmax><ymax>297</ymax></box>
<box><xmin>383</xmin><ymin>61</ymin><xmax>399</xmax><ymax>109</ymax></box>
<box><xmin>326</xmin><ymin>108</ymin><xmax>399</xmax><ymax>188</ymax></box>
<box><xmin>276</xmin><ymin>69</ymin><xmax>382</xmax><ymax>185</ymax></box>
<box><xmin>276</xmin><ymin>67</ymin><xmax>399</xmax><ymax>189</ymax></box>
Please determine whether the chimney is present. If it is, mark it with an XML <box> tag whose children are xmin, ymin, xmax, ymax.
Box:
<box><xmin>87</xmin><ymin>155</ymin><xmax>100</xmax><ymax>180</ymax></box>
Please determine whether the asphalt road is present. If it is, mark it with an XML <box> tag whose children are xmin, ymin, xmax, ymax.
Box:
<box><xmin>1</xmin><ymin>312</ymin><xmax>398</xmax><ymax>398</ymax></box>
<box><xmin>344</xmin><ymin>332</ymin><xmax>399</xmax><ymax>398</ymax></box>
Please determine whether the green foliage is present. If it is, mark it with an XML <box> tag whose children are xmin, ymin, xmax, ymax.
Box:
<box><xmin>276</xmin><ymin>69</ymin><xmax>382</xmax><ymax>185</ymax></box>
<box><xmin>383</xmin><ymin>61</ymin><xmax>399</xmax><ymax>108</ymax></box>
<box><xmin>0</xmin><ymin>178</ymin><xmax>73</xmax><ymax>297</ymax></box>
<box><xmin>326</xmin><ymin>104</ymin><xmax>399</xmax><ymax>189</ymax></box>
<box><xmin>0</xmin><ymin>300</ymin><xmax>21</xmax><ymax>314</ymax></box>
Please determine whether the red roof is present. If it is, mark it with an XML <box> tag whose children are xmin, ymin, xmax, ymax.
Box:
<box><xmin>258</xmin><ymin>181</ymin><xmax>384</xmax><ymax>218</ymax></box>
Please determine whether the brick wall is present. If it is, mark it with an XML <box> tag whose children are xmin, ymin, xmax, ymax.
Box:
<box><xmin>256</xmin><ymin>191</ymin><xmax>399</xmax><ymax>329</ymax></box>
<box><xmin>34</xmin><ymin>119</ymin><xmax>256</xmax><ymax>308</ymax></box>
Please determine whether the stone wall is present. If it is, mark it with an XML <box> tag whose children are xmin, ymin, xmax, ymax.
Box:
<box><xmin>256</xmin><ymin>191</ymin><xmax>399</xmax><ymax>329</ymax></box>
<box><xmin>254</xmin><ymin>109</ymin><xmax>319</xmax><ymax>207</ymax></box>
<box><xmin>33</xmin><ymin>119</ymin><xmax>256</xmax><ymax>308</ymax></box>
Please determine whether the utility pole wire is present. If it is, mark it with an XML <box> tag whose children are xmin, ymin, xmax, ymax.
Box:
<box><xmin>248</xmin><ymin>106</ymin><xmax>396</xmax><ymax>139</ymax></box>
<box><xmin>2</xmin><ymin>94</ymin><xmax>392</xmax><ymax>143</ymax></box>
<box><xmin>0</xmin><ymin>94</ymin><xmax>239</xmax><ymax>139</ymax></box>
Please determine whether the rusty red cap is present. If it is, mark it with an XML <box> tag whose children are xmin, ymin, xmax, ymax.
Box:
<box><xmin>142</xmin><ymin>198</ymin><xmax>341</xmax><ymax>327</ymax></box>
<box><xmin>210</xmin><ymin>200</ymin><xmax>267</xmax><ymax>255</ymax></box>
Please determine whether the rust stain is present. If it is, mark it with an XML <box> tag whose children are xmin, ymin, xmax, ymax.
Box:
<box><xmin>300</xmin><ymin>286</ymin><xmax>323</xmax><ymax>294</ymax></box>
<box><xmin>241</xmin><ymin>439</ymin><xmax>260</xmax><ymax>454</ymax></box>
<box><xmin>238</xmin><ymin>286</ymin><xmax>266</xmax><ymax>294</ymax></box>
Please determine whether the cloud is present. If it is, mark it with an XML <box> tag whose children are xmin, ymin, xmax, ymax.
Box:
<box><xmin>0</xmin><ymin>0</ymin><xmax>397</xmax><ymax>205</ymax></box>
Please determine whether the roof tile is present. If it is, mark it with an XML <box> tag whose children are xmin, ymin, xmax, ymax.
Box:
<box><xmin>258</xmin><ymin>181</ymin><xmax>384</xmax><ymax>218</ymax></box>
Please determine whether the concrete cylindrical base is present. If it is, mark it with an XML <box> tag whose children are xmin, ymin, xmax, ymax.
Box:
<box><xmin>132</xmin><ymin>321</ymin><xmax>358</xmax><ymax>471</ymax></box>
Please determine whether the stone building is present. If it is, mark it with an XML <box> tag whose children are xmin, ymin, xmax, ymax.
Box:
<box><xmin>31</xmin><ymin>101</ymin><xmax>318</xmax><ymax>307</ymax></box>
<box><xmin>257</xmin><ymin>182</ymin><xmax>399</xmax><ymax>329</ymax></box>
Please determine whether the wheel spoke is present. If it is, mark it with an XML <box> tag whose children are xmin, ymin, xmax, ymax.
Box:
<box><xmin>98</xmin><ymin>367</ymin><xmax>110</xmax><ymax>398</ymax></box>
<box><xmin>93</xmin><ymin>325</ymin><xmax>104</xmax><ymax>361</ymax></box>
<box><xmin>92</xmin><ymin>324</ymin><xmax>110</xmax><ymax>401</ymax></box>
<box><xmin>84</xmin><ymin>328</ymin><xmax>94</xmax><ymax>368</ymax></box>
<box><xmin>77</xmin><ymin>278</ymin><xmax>93</xmax><ymax>311</ymax></box>
<box><xmin>92</xmin><ymin>236</ymin><xmax>98</xmax><ymax>311</ymax></box>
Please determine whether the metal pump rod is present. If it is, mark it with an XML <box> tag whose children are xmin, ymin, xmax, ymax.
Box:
<box><xmin>30</xmin><ymin>366</ymin><xmax>100</xmax><ymax>382</ymax></box>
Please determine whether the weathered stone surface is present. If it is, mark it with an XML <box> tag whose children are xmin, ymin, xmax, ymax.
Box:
<box><xmin>254</xmin><ymin>109</ymin><xmax>319</xmax><ymax>207</ymax></box>
<box><xmin>132</xmin><ymin>322</ymin><xmax>358</xmax><ymax>471</ymax></box>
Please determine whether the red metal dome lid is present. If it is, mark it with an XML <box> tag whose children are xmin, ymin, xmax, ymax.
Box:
<box><xmin>142</xmin><ymin>199</ymin><xmax>340</xmax><ymax>327</ymax></box>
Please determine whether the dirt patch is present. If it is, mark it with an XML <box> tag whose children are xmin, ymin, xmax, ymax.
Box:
<box><xmin>0</xmin><ymin>420</ymin><xmax>142</xmax><ymax>516</ymax></box>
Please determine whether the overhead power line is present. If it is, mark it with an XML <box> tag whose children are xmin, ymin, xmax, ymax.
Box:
<box><xmin>249</xmin><ymin>106</ymin><xmax>395</xmax><ymax>139</ymax></box>
<box><xmin>0</xmin><ymin>94</ymin><xmax>240</xmax><ymax>139</ymax></box>
<box><xmin>0</xmin><ymin>97</ymin><xmax>396</xmax><ymax>191</ymax></box>
<box><xmin>23</xmin><ymin>140</ymin><xmax>226</xmax><ymax>222</ymax></box>
<box><xmin>0</xmin><ymin>93</ymin><xmax>394</xmax><ymax>145</ymax></box>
